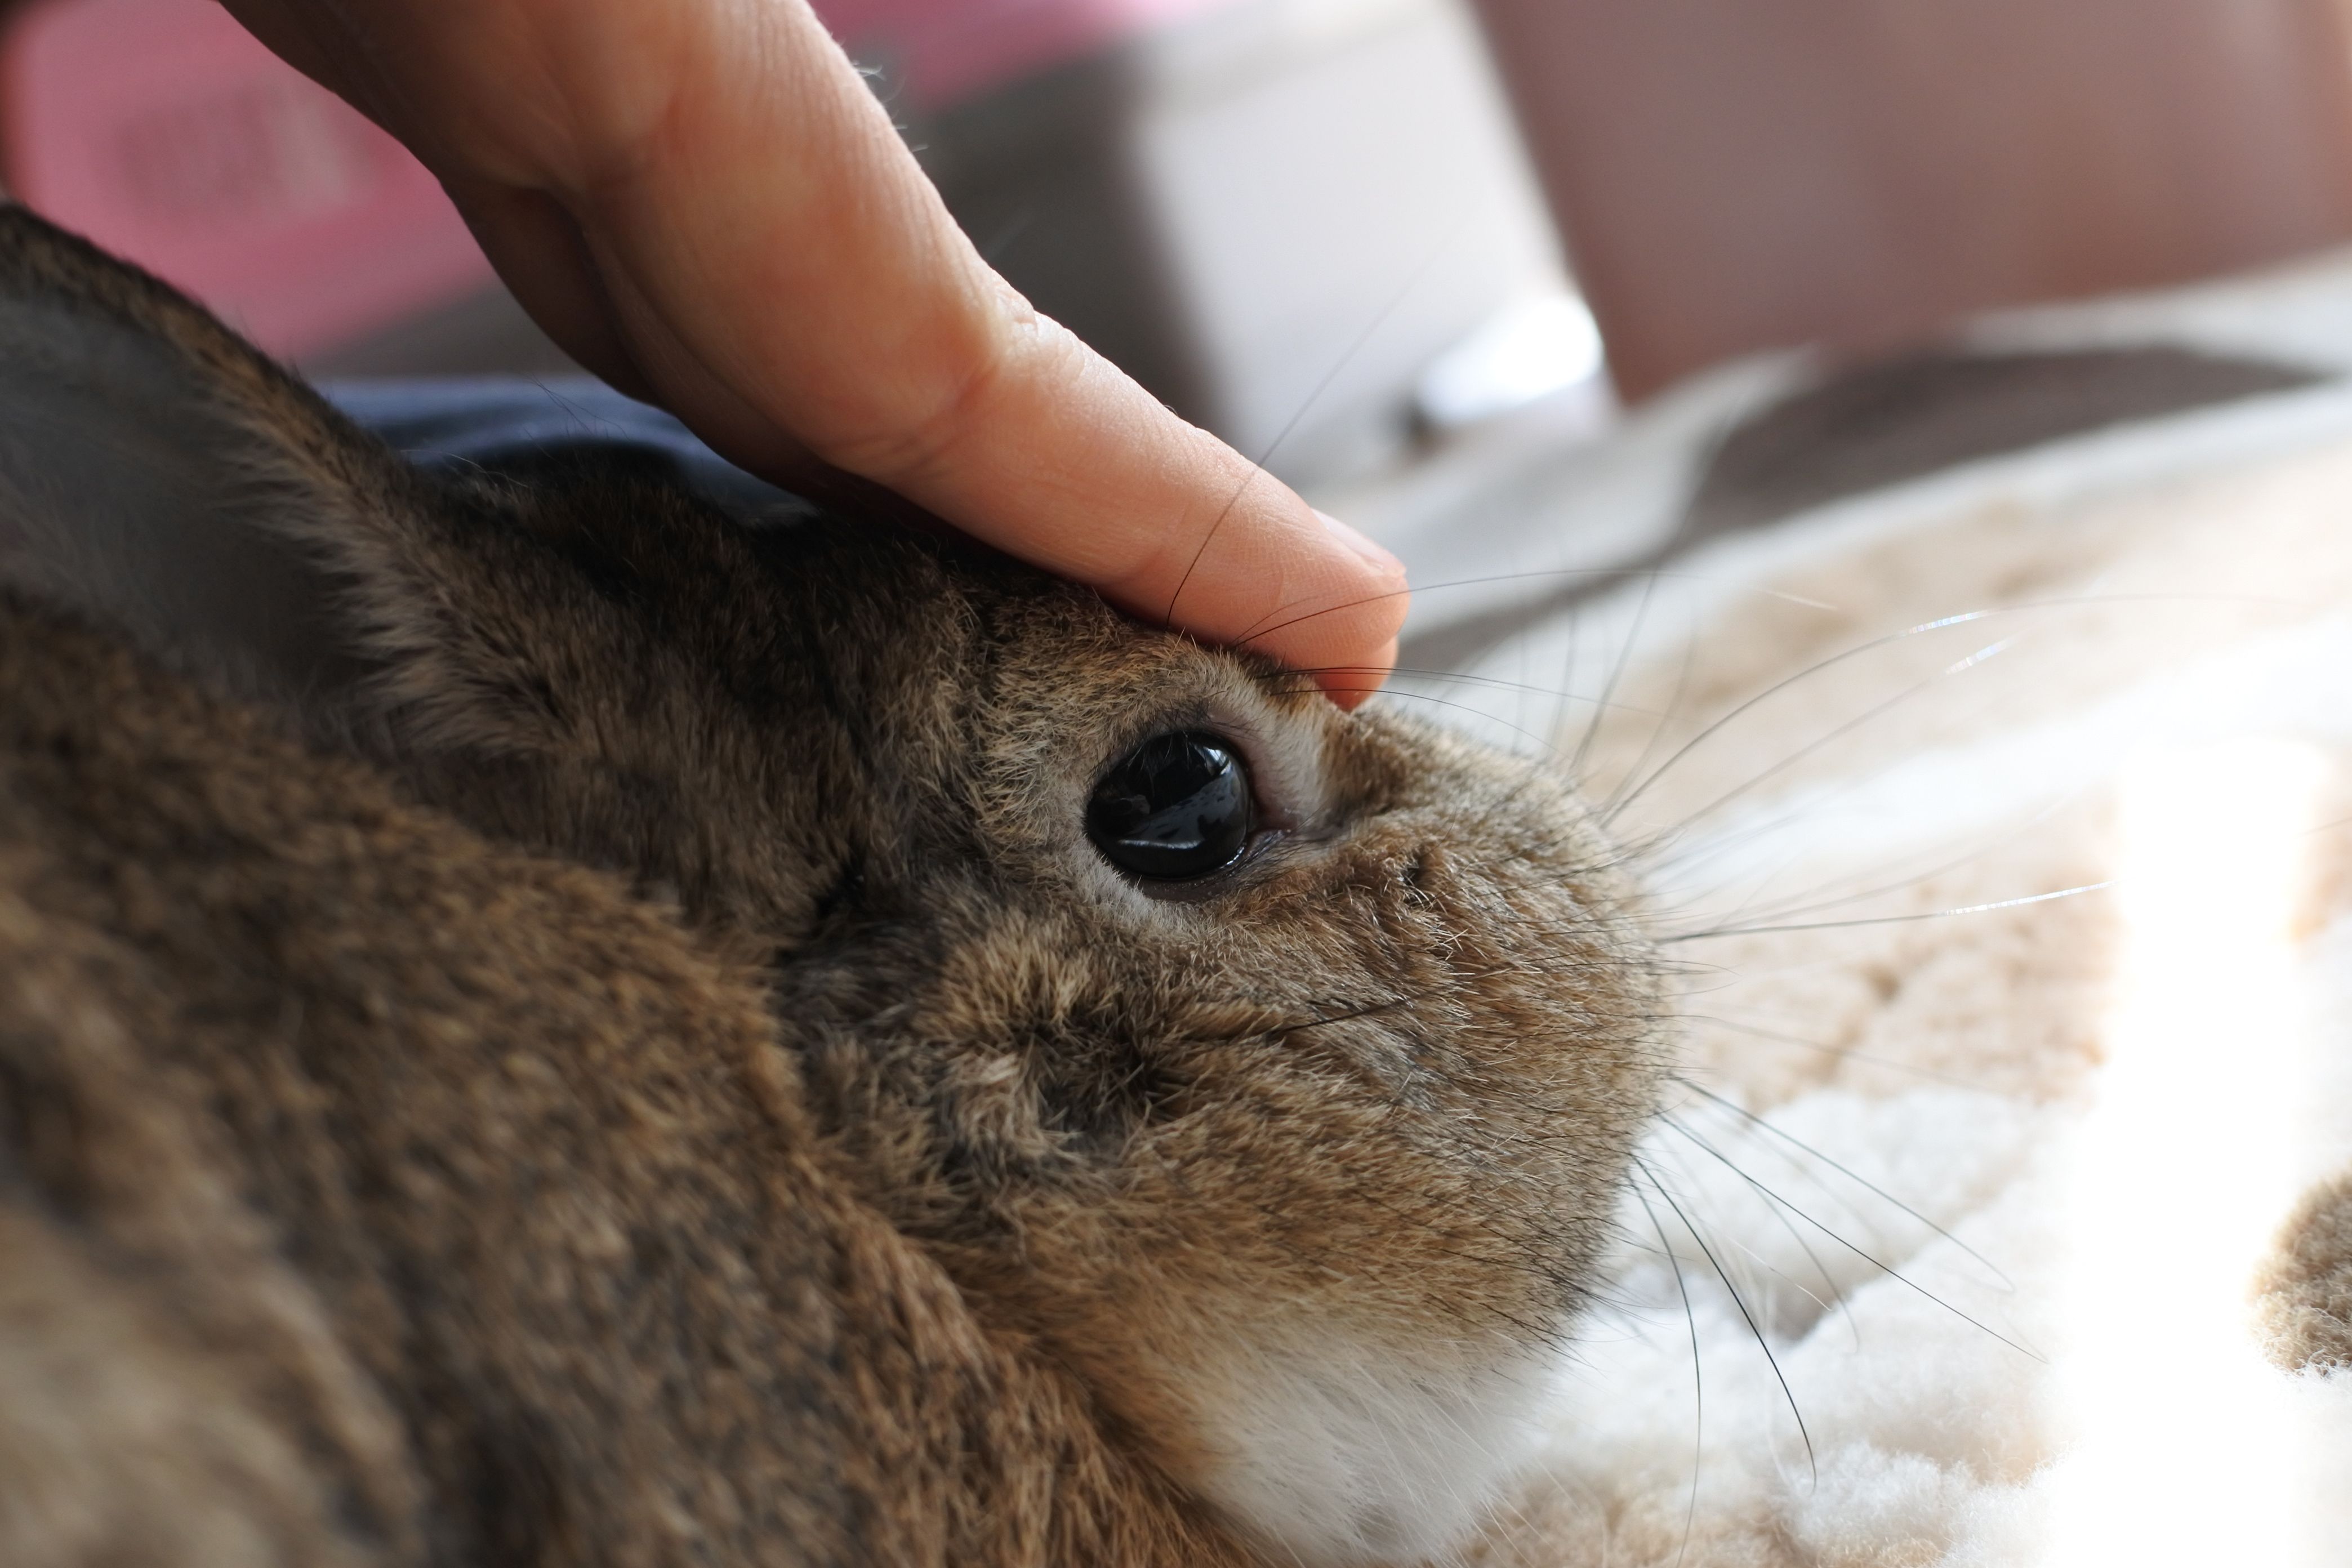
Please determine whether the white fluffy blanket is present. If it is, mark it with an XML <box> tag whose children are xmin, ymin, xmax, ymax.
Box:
<box><xmin>1382</xmin><ymin>270</ymin><xmax>2352</xmax><ymax>1565</ymax></box>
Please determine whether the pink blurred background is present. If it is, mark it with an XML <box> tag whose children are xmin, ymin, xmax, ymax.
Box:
<box><xmin>3</xmin><ymin>0</ymin><xmax>492</xmax><ymax>357</ymax></box>
<box><xmin>0</xmin><ymin>0</ymin><xmax>1257</xmax><ymax>358</ymax></box>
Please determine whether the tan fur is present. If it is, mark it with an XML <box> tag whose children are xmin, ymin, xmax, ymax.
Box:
<box><xmin>2257</xmin><ymin>1170</ymin><xmax>2352</xmax><ymax>1371</ymax></box>
<box><xmin>0</xmin><ymin>208</ymin><xmax>1665</xmax><ymax>1566</ymax></box>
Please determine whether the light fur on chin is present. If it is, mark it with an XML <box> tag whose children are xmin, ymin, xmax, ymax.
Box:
<box><xmin>1178</xmin><ymin>1327</ymin><xmax>1569</xmax><ymax>1566</ymax></box>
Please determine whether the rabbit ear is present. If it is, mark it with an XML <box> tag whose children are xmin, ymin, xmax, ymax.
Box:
<box><xmin>0</xmin><ymin>205</ymin><xmax>429</xmax><ymax>717</ymax></box>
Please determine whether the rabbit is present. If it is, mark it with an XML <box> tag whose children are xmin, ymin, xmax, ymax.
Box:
<box><xmin>0</xmin><ymin>204</ymin><xmax>1667</xmax><ymax>1568</ymax></box>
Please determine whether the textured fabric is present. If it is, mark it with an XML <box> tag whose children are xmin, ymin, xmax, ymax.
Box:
<box><xmin>1457</xmin><ymin>350</ymin><xmax>2352</xmax><ymax>1568</ymax></box>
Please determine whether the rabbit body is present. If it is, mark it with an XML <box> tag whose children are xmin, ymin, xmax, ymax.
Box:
<box><xmin>0</xmin><ymin>208</ymin><xmax>1664</xmax><ymax>1568</ymax></box>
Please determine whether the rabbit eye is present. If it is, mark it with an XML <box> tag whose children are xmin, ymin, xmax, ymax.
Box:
<box><xmin>1086</xmin><ymin>731</ymin><xmax>1254</xmax><ymax>881</ymax></box>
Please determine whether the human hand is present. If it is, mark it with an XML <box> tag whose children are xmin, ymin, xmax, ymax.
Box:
<box><xmin>220</xmin><ymin>0</ymin><xmax>1407</xmax><ymax>705</ymax></box>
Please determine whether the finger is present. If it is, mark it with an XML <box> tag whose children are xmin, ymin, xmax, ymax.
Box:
<box><xmin>223</xmin><ymin>0</ymin><xmax>1409</xmax><ymax>701</ymax></box>
<box><xmin>576</xmin><ymin>230</ymin><xmax>1409</xmax><ymax>698</ymax></box>
<box><xmin>542</xmin><ymin>1</ymin><xmax>1409</xmax><ymax>698</ymax></box>
<box><xmin>443</xmin><ymin>180</ymin><xmax>648</xmax><ymax>400</ymax></box>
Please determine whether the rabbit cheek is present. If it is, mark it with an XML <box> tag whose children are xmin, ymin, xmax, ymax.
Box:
<box><xmin>1138</xmin><ymin>813</ymin><xmax>1656</xmax><ymax>1562</ymax></box>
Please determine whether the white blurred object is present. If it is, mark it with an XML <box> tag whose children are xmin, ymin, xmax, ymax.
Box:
<box><xmin>914</xmin><ymin>0</ymin><xmax>1566</xmax><ymax>488</ymax></box>
<box><xmin>1414</xmin><ymin>289</ymin><xmax>1609</xmax><ymax>431</ymax></box>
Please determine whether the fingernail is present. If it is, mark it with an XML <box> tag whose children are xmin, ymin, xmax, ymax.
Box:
<box><xmin>1315</xmin><ymin>510</ymin><xmax>1403</xmax><ymax>576</ymax></box>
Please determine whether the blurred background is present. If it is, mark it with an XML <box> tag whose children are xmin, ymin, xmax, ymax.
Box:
<box><xmin>8</xmin><ymin>0</ymin><xmax>2352</xmax><ymax>498</ymax></box>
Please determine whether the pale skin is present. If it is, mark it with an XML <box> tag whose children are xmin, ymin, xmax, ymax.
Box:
<box><xmin>220</xmin><ymin>0</ymin><xmax>1407</xmax><ymax>705</ymax></box>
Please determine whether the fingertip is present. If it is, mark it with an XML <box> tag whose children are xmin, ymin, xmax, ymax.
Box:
<box><xmin>1246</xmin><ymin>509</ymin><xmax>1406</xmax><ymax>709</ymax></box>
<box><xmin>1314</xmin><ymin>509</ymin><xmax>1404</xmax><ymax>580</ymax></box>
<box><xmin>1317</xmin><ymin>511</ymin><xmax>1411</xmax><ymax>643</ymax></box>
<box><xmin>1314</xmin><ymin>637</ymin><xmax>1400</xmax><ymax>711</ymax></box>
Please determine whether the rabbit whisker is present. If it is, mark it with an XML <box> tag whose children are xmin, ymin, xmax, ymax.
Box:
<box><xmin>1592</xmin><ymin>621</ymin><xmax>1701</xmax><ymax>825</ymax></box>
<box><xmin>1655</xmin><ymin>1115</ymin><xmax>2039</xmax><ymax>1361</ymax></box>
<box><xmin>1628</xmin><ymin>1175</ymin><xmax>1704</xmax><ymax>1568</ymax></box>
<box><xmin>1671</xmin><ymin>1079</ymin><xmax>2017</xmax><ymax>1291</ymax></box>
<box><xmin>1634</xmin><ymin>1155</ymin><xmax>1818</xmax><ymax>1485</ymax></box>
<box><xmin>1264</xmin><ymin>664</ymin><xmax>1680</xmax><ymax>727</ymax></box>
<box><xmin>1717</xmin><ymin>1171</ymin><xmax>1863</xmax><ymax>1355</ymax></box>
<box><xmin>1231</xmin><ymin>567</ymin><xmax>1845</xmax><ymax>655</ymax></box>
<box><xmin>1545</xmin><ymin>600</ymin><xmax>1586</xmax><ymax>776</ymax></box>
<box><xmin>1619</xmin><ymin>638</ymin><xmax>2009</xmax><ymax>868</ymax></box>
<box><xmin>1649</xmin><ymin>785</ymin><xmax>2080</xmax><ymax>934</ymax></box>
<box><xmin>1611</xmin><ymin>635</ymin><xmax>2010</xmax><ymax>846</ymax></box>
<box><xmin>1174</xmin><ymin>225</ymin><xmax>1457</xmax><ymax>632</ymax></box>
<box><xmin>1676</xmin><ymin>1013</ymin><xmax>1991</xmax><ymax>1094</ymax></box>
<box><xmin>1257</xmin><ymin>680</ymin><xmax>1569</xmax><ymax>755</ymax></box>
<box><xmin>1661</xmin><ymin>880</ymin><xmax>2112</xmax><ymax>944</ymax></box>
<box><xmin>1601</xmin><ymin>591</ymin><xmax>2308</xmax><ymax>829</ymax></box>
<box><xmin>1274</xmin><ymin>955</ymin><xmax>1652</xmax><ymax>1042</ymax></box>
<box><xmin>1571</xmin><ymin>569</ymin><xmax>1661</xmax><ymax>785</ymax></box>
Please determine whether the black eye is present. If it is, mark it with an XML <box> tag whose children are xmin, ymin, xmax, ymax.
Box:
<box><xmin>1086</xmin><ymin>731</ymin><xmax>1255</xmax><ymax>881</ymax></box>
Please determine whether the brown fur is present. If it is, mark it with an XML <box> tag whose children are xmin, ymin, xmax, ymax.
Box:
<box><xmin>0</xmin><ymin>207</ymin><xmax>1664</xmax><ymax>1566</ymax></box>
<box><xmin>2257</xmin><ymin>1169</ymin><xmax>2352</xmax><ymax>1371</ymax></box>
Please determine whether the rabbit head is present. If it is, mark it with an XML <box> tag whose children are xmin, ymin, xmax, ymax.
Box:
<box><xmin>0</xmin><ymin>207</ymin><xmax>1665</xmax><ymax>1566</ymax></box>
